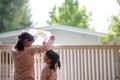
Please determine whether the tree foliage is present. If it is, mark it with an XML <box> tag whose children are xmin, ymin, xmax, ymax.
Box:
<box><xmin>117</xmin><ymin>0</ymin><xmax>120</xmax><ymax>5</ymax></box>
<box><xmin>100</xmin><ymin>15</ymin><xmax>120</xmax><ymax>45</ymax></box>
<box><xmin>47</xmin><ymin>0</ymin><xmax>92</xmax><ymax>29</ymax></box>
<box><xmin>0</xmin><ymin>0</ymin><xmax>32</xmax><ymax>32</ymax></box>
<box><xmin>100</xmin><ymin>0</ymin><xmax>120</xmax><ymax>45</ymax></box>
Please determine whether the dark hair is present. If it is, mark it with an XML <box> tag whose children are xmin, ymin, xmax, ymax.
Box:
<box><xmin>15</xmin><ymin>32</ymin><xmax>34</xmax><ymax>51</ymax></box>
<box><xmin>46</xmin><ymin>50</ymin><xmax>61</xmax><ymax>71</ymax></box>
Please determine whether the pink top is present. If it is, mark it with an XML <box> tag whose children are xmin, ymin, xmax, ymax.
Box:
<box><xmin>11</xmin><ymin>38</ymin><xmax>54</xmax><ymax>80</ymax></box>
<box><xmin>41</xmin><ymin>64</ymin><xmax>57</xmax><ymax>80</ymax></box>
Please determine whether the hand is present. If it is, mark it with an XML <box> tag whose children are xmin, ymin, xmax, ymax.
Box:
<box><xmin>42</xmin><ymin>41</ymin><xmax>46</xmax><ymax>45</ymax></box>
<box><xmin>50</xmin><ymin>35</ymin><xmax>55</xmax><ymax>40</ymax></box>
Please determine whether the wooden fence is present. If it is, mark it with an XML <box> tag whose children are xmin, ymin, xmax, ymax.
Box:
<box><xmin>0</xmin><ymin>45</ymin><xmax>120</xmax><ymax>80</ymax></box>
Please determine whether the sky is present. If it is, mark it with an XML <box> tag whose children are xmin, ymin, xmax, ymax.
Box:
<box><xmin>29</xmin><ymin>0</ymin><xmax>120</xmax><ymax>33</ymax></box>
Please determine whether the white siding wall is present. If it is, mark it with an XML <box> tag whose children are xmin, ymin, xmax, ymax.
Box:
<box><xmin>0</xmin><ymin>29</ymin><xmax>101</xmax><ymax>45</ymax></box>
<box><xmin>48</xmin><ymin>30</ymin><xmax>99</xmax><ymax>45</ymax></box>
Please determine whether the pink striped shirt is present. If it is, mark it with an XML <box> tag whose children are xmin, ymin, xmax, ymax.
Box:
<box><xmin>11</xmin><ymin>38</ymin><xmax>54</xmax><ymax>80</ymax></box>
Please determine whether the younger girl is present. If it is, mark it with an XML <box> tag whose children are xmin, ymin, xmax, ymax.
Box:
<box><xmin>11</xmin><ymin>32</ymin><xmax>55</xmax><ymax>80</ymax></box>
<box><xmin>41</xmin><ymin>50</ymin><xmax>61</xmax><ymax>80</ymax></box>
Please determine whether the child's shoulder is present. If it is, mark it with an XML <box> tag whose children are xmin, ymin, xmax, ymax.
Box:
<box><xmin>10</xmin><ymin>48</ymin><xmax>18</xmax><ymax>56</ymax></box>
<box><xmin>11</xmin><ymin>48</ymin><xmax>16</xmax><ymax>53</ymax></box>
<box><xmin>42</xmin><ymin>66</ymin><xmax>53</xmax><ymax>77</ymax></box>
<box><xmin>43</xmin><ymin>66</ymin><xmax>51</xmax><ymax>72</ymax></box>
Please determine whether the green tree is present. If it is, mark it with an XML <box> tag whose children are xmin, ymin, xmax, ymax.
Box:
<box><xmin>100</xmin><ymin>15</ymin><xmax>120</xmax><ymax>45</ymax></box>
<box><xmin>0</xmin><ymin>0</ymin><xmax>32</xmax><ymax>32</ymax></box>
<box><xmin>100</xmin><ymin>0</ymin><xmax>120</xmax><ymax>45</ymax></box>
<box><xmin>47</xmin><ymin>0</ymin><xmax>92</xmax><ymax>29</ymax></box>
<box><xmin>117</xmin><ymin>0</ymin><xmax>120</xmax><ymax>5</ymax></box>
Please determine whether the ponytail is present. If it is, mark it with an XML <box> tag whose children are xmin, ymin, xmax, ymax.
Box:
<box><xmin>15</xmin><ymin>39</ymin><xmax>24</xmax><ymax>51</ymax></box>
<box><xmin>15</xmin><ymin>32</ymin><xmax>34</xmax><ymax>51</ymax></box>
<box><xmin>50</xmin><ymin>60</ymin><xmax>61</xmax><ymax>71</ymax></box>
<box><xmin>57</xmin><ymin>60</ymin><xmax>61</xmax><ymax>69</ymax></box>
<box><xmin>50</xmin><ymin>64</ymin><xmax>55</xmax><ymax>71</ymax></box>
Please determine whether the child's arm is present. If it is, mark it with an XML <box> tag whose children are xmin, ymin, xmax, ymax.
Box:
<box><xmin>30</xmin><ymin>35</ymin><xmax>55</xmax><ymax>55</ymax></box>
<box><xmin>44</xmin><ymin>35</ymin><xmax>55</xmax><ymax>50</ymax></box>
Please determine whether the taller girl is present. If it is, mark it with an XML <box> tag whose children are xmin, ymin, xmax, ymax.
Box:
<box><xmin>11</xmin><ymin>32</ymin><xmax>55</xmax><ymax>80</ymax></box>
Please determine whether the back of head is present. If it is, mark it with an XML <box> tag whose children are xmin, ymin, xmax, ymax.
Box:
<box><xmin>15</xmin><ymin>32</ymin><xmax>34</xmax><ymax>51</ymax></box>
<box><xmin>46</xmin><ymin>50</ymin><xmax>61</xmax><ymax>71</ymax></box>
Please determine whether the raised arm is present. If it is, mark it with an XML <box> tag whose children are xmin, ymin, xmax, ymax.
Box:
<box><xmin>30</xmin><ymin>35</ymin><xmax>55</xmax><ymax>55</ymax></box>
<box><xmin>44</xmin><ymin>35</ymin><xmax>55</xmax><ymax>50</ymax></box>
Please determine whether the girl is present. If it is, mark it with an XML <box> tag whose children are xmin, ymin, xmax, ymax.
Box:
<box><xmin>11</xmin><ymin>32</ymin><xmax>55</xmax><ymax>80</ymax></box>
<box><xmin>41</xmin><ymin>50</ymin><xmax>61</xmax><ymax>80</ymax></box>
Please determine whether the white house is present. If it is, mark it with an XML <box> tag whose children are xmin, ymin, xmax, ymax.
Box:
<box><xmin>0</xmin><ymin>24</ymin><xmax>107</xmax><ymax>45</ymax></box>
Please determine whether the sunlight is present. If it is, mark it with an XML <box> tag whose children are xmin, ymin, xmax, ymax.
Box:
<box><xmin>29</xmin><ymin>0</ymin><xmax>119</xmax><ymax>33</ymax></box>
<box><xmin>29</xmin><ymin>0</ymin><xmax>64</xmax><ymax>27</ymax></box>
<box><xmin>79</xmin><ymin>0</ymin><xmax>119</xmax><ymax>32</ymax></box>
